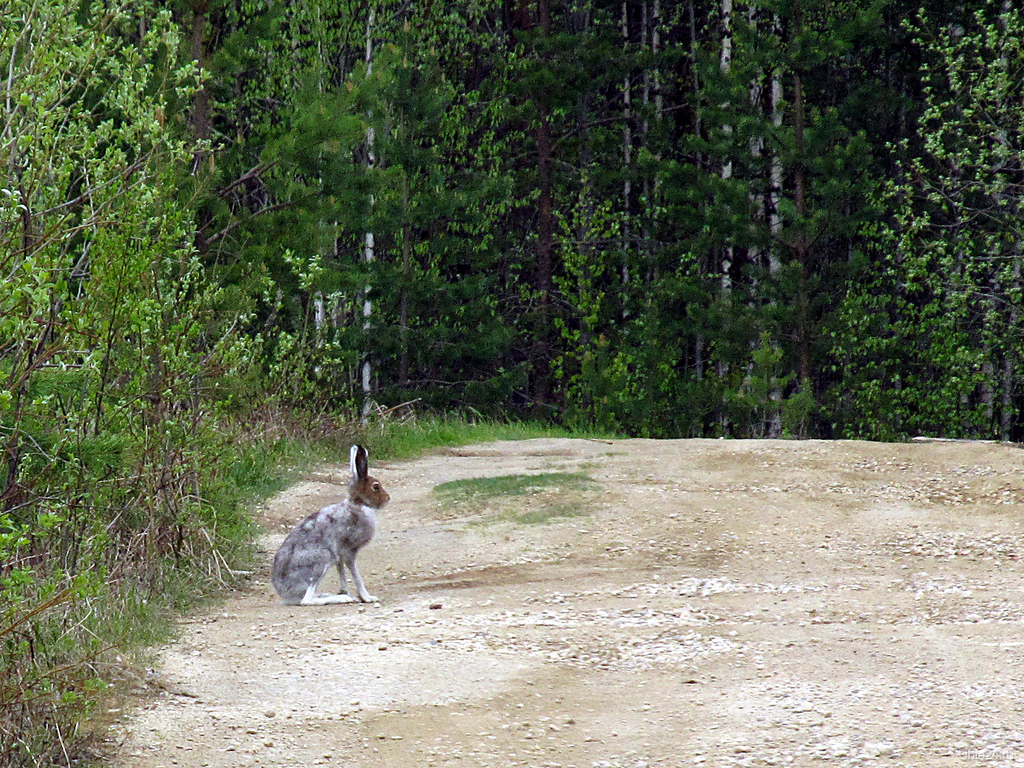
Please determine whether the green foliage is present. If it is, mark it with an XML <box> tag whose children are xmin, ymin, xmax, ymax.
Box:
<box><xmin>0</xmin><ymin>1</ymin><xmax>263</xmax><ymax>762</ymax></box>
<box><xmin>152</xmin><ymin>0</ymin><xmax>1024</xmax><ymax>444</ymax></box>
<box><xmin>725</xmin><ymin>334</ymin><xmax>817</xmax><ymax>438</ymax></box>
<box><xmin>829</xmin><ymin>3</ymin><xmax>1024</xmax><ymax>440</ymax></box>
<box><xmin>6</xmin><ymin>0</ymin><xmax>1024</xmax><ymax>755</ymax></box>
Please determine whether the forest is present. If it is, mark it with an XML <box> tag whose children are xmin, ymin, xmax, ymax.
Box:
<box><xmin>1</xmin><ymin>0</ymin><xmax>1022</xmax><ymax>762</ymax></box>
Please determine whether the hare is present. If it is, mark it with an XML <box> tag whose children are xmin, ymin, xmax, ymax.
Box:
<box><xmin>271</xmin><ymin>444</ymin><xmax>390</xmax><ymax>605</ymax></box>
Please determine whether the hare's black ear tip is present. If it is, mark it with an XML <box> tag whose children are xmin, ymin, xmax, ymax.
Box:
<box><xmin>350</xmin><ymin>445</ymin><xmax>369</xmax><ymax>475</ymax></box>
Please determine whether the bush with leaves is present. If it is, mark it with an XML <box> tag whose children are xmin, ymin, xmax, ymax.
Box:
<box><xmin>1</xmin><ymin>3</ymin><xmax>257</xmax><ymax>763</ymax></box>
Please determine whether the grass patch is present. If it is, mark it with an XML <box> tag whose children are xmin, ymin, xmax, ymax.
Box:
<box><xmin>218</xmin><ymin>434</ymin><xmax>337</xmax><ymax>504</ymax></box>
<box><xmin>432</xmin><ymin>472</ymin><xmax>597</xmax><ymax>525</ymax></box>
<box><xmin>363</xmin><ymin>415</ymin><xmax>614</xmax><ymax>461</ymax></box>
<box><xmin>433</xmin><ymin>471</ymin><xmax>596</xmax><ymax>501</ymax></box>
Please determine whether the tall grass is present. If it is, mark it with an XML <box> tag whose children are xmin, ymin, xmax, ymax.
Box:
<box><xmin>0</xmin><ymin>413</ymin><xmax>332</xmax><ymax>766</ymax></box>
<box><xmin>362</xmin><ymin>414</ymin><xmax>613</xmax><ymax>461</ymax></box>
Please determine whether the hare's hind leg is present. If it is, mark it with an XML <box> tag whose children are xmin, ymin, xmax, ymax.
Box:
<box><xmin>297</xmin><ymin>560</ymin><xmax>354</xmax><ymax>605</ymax></box>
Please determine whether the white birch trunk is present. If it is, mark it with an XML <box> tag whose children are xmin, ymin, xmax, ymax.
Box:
<box><xmin>769</xmin><ymin>62</ymin><xmax>783</xmax><ymax>270</ymax></box>
<box><xmin>361</xmin><ymin>6</ymin><xmax>376</xmax><ymax>419</ymax></box>
<box><xmin>996</xmin><ymin>0</ymin><xmax>1017</xmax><ymax>440</ymax></box>
<box><xmin>747</xmin><ymin>6</ymin><xmax>764</xmax><ymax>269</ymax></box>
<box><xmin>1002</xmin><ymin>255</ymin><xmax>1019</xmax><ymax>440</ymax></box>
<box><xmin>314</xmin><ymin>292</ymin><xmax>325</xmax><ymax>331</ymax></box>
<box><xmin>717</xmin><ymin>0</ymin><xmax>733</xmax><ymax>433</ymax></box>
<box><xmin>767</xmin><ymin>13</ymin><xmax>784</xmax><ymax>436</ymax></box>
<box><xmin>652</xmin><ymin>0</ymin><xmax>662</xmax><ymax>118</ymax></box>
<box><xmin>719</xmin><ymin>0</ymin><xmax>733</xmax><ymax>297</ymax></box>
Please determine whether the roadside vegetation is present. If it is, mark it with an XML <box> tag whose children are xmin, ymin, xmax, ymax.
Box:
<box><xmin>3</xmin><ymin>0</ymin><xmax>1023</xmax><ymax>764</ymax></box>
<box><xmin>0</xmin><ymin>409</ymin><xmax>595</xmax><ymax>766</ymax></box>
<box><xmin>364</xmin><ymin>415</ymin><xmax>613</xmax><ymax>460</ymax></box>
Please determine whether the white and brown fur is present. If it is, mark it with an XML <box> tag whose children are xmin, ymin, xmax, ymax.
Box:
<box><xmin>271</xmin><ymin>445</ymin><xmax>390</xmax><ymax>605</ymax></box>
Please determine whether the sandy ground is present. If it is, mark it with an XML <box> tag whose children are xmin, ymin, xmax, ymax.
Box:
<box><xmin>113</xmin><ymin>437</ymin><xmax>1024</xmax><ymax>767</ymax></box>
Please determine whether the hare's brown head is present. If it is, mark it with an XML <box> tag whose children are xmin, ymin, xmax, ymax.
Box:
<box><xmin>348</xmin><ymin>444</ymin><xmax>390</xmax><ymax>508</ymax></box>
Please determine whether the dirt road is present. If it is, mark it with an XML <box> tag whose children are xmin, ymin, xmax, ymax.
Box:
<box><xmin>116</xmin><ymin>438</ymin><xmax>1024</xmax><ymax>767</ymax></box>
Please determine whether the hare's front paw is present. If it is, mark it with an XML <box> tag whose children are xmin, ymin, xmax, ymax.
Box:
<box><xmin>358</xmin><ymin>593</ymin><xmax>378</xmax><ymax>603</ymax></box>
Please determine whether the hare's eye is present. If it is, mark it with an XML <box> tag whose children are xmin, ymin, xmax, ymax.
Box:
<box><xmin>372</xmin><ymin>483</ymin><xmax>380</xmax><ymax>491</ymax></box>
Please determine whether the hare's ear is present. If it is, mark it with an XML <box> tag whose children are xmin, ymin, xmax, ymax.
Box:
<box><xmin>350</xmin><ymin>444</ymin><xmax>368</xmax><ymax>480</ymax></box>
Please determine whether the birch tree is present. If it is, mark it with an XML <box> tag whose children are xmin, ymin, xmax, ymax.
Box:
<box><xmin>361</xmin><ymin>5</ymin><xmax>377</xmax><ymax>418</ymax></box>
